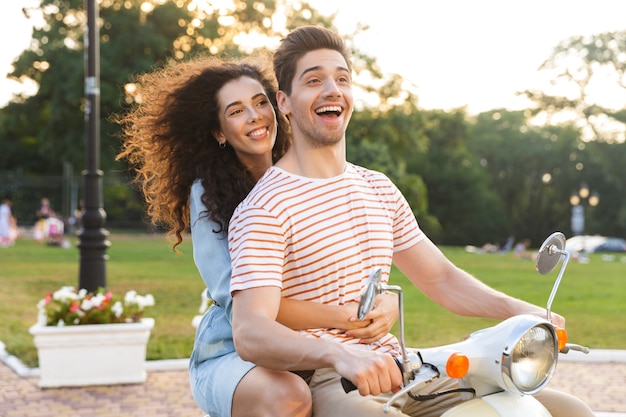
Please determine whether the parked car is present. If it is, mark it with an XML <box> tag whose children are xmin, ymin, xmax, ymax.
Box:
<box><xmin>565</xmin><ymin>235</ymin><xmax>626</xmax><ymax>254</ymax></box>
<box><xmin>593</xmin><ymin>237</ymin><xmax>626</xmax><ymax>253</ymax></box>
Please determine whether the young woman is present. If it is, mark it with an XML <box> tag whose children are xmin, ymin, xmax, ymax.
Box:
<box><xmin>115</xmin><ymin>56</ymin><xmax>397</xmax><ymax>417</ymax></box>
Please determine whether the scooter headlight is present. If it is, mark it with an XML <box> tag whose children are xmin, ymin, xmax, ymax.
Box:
<box><xmin>502</xmin><ymin>322</ymin><xmax>558</xmax><ymax>394</ymax></box>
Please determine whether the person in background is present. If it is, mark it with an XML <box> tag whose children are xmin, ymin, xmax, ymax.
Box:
<box><xmin>34</xmin><ymin>197</ymin><xmax>55</xmax><ymax>243</ymax></box>
<box><xmin>513</xmin><ymin>238</ymin><xmax>533</xmax><ymax>259</ymax></box>
<box><xmin>227</xmin><ymin>25</ymin><xmax>595</xmax><ymax>417</ymax></box>
<box><xmin>0</xmin><ymin>198</ymin><xmax>17</xmax><ymax>247</ymax></box>
<box><xmin>114</xmin><ymin>55</ymin><xmax>398</xmax><ymax>417</ymax></box>
<box><xmin>36</xmin><ymin>197</ymin><xmax>53</xmax><ymax>219</ymax></box>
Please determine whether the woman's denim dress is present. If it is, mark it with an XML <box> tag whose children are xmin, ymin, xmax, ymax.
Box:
<box><xmin>188</xmin><ymin>181</ymin><xmax>256</xmax><ymax>417</ymax></box>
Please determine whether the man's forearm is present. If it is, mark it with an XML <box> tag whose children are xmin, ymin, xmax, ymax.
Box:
<box><xmin>232</xmin><ymin>287</ymin><xmax>342</xmax><ymax>370</ymax></box>
<box><xmin>233</xmin><ymin>310</ymin><xmax>342</xmax><ymax>370</ymax></box>
<box><xmin>231</xmin><ymin>283</ymin><xmax>404</xmax><ymax>395</ymax></box>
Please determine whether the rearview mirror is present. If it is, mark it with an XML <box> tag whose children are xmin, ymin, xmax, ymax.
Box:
<box><xmin>536</xmin><ymin>232</ymin><xmax>567</xmax><ymax>275</ymax></box>
<box><xmin>535</xmin><ymin>231</ymin><xmax>571</xmax><ymax>322</ymax></box>
<box><xmin>357</xmin><ymin>269</ymin><xmax>383</xmax><ymax>320</ymax></box>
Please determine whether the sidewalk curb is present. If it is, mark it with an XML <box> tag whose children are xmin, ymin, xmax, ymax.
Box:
<box><xmin>0</xmin><ymin>341</ymin><xmax>39</xmax><ymax>378</ymax></box>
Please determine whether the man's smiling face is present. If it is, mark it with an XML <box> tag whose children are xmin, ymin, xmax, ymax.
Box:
<box><xmin>278</xmin><ymin>48</ymin><xmax>353</xmax><ymax>147</ymax></box>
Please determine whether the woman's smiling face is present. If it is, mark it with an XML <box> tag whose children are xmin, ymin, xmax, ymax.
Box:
<box><xmin>215</xmin><ymin>76</ymin><xmax>278</xmax><ymax>169</ymax></box>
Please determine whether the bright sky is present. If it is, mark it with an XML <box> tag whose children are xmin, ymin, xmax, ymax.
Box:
<box><xmin>2</xmin><ymin>0</ymin><xmax>626</xmax><ymax>113</ymax></box>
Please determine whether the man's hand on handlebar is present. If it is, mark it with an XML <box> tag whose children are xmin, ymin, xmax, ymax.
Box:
<box><xmin>335</xmin><ymin>347</ymin><xmax>403</xmax><ymax>396</ymax></box>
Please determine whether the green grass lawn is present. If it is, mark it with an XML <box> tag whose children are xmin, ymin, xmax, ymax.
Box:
<box><xmin>1</xmin><ymin>232</ymin><xmax>624</xmax><ymax>368</ymax></box>
<box><xmin>0</xmin><ymin>232</ymin><xmax>206</xmax><ymax>368</ymax></box>
<box><xmin>394</xmin><ymin>246</ymin><xmax>626</xmax><ymax>350</ymax></box>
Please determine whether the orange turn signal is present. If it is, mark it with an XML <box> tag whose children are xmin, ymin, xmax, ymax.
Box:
<box><xmin>555</xmin><ymin>327</ymin><xmax>568</xmax><ymax>351</ymax></box>
<box><xmin>446</xmin><ymin>352</ymin><xmax>469</xmax><ymax>378</ymax></box>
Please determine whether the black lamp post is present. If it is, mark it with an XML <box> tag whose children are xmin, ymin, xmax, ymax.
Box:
<box><xmin>77</xmin><ymin>0</ymin><xmax>110</xmax><ymax>292</ymax></box>
<box><xmin>570</xmin><ymin>182</ymin><xmax>599</xmax><ymax>237</ymax></box>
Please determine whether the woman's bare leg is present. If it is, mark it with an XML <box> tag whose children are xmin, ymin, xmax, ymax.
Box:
<box><xmin>232</xmin><ymin>367</ymin><xmax>312</xmax><ymax>417</ymax></box>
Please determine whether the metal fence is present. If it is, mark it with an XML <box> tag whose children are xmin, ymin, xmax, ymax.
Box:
<box><xmin>0</xmin><ymin>167</ymin><xmax>148</xmax><ymax>232</ymax></box>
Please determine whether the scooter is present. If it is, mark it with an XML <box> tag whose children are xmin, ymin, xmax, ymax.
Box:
<box><xmin>343</xmin><ymin>231</ymin><xmax>589</xmax><ymax>416</ymax></box>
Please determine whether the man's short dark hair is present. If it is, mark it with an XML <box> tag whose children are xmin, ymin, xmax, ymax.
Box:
<box><xmin>273</xmin><ymin>25</ymin><xmax>352</xmax><ymax>95</ymax></box>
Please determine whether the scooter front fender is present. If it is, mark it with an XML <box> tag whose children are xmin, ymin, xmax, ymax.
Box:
<box><xmin>440</xmin><ymin>393</ymin><xmax>551</xmax><ymax>417</ymax></box>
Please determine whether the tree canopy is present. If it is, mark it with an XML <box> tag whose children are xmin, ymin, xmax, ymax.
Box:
<box><xmin>522</xmin><ymin>30</ymin><xmax>626</xmax><ymax>144</ymax></box>
<box><xmin>1</xmin><ymin>1</ymin><xmax>625</xmax><ymax>246</ymax></box>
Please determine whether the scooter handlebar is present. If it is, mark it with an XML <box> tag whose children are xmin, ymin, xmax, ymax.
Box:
<box><xmin>561</xmin><ymin>343</ymin><xmax>590</xmax><ymax>354</ymax></box>
<box><xmin>341</xmin><ymin>357</ymin><xmax>404</xmax><ymax>394</ymax></box>
<box><xmin>341</xmin><ymin>377</ymin><xmax>358</xmax><ymax>393</ymax></box>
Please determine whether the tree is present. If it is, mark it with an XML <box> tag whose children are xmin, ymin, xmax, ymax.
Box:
<box><xmin>514</xmin><ymin>30</ymin><xmax>626</xmax><ymax>240</ymax></box>
<box><xmin>1</xmin><ymin>0</ymin><xmax>395</xmax><ymax>176</ymax></box>
<box><xmin>521</xmin><ymin>31</ymin><xmax>626</xmax><ymax>143</ymax></box>
<box><xmin>4</xmin><ymin>2</ymin><xmax>209</xmax><ymax>172</ymax></box>
<box><xmin>412</xmin><ymin>109</ymin><xmax>509</xmax><ymax>245</ymax></box>
<box><xmin>2</xmin><ymin>0</ymin><xmax>423</xmax><ymax>226</ymax></box>
<box><xmin>347</xmin><ymin>101</ymin><xmax>441</xmax><ymax>239</ymax></box>
<box><xmin>468</xmin><ymin>109</ymin><xmax>603</xmax><ymax>244</ymax></box>
<box><xmin>579</xmin><ymin>139</ymin><xmax>626</xmax><ymax>238</ymax></box>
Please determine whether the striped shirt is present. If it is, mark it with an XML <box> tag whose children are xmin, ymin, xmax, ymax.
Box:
<box><xmin>229</xmin><ymin>163</ymin><xmax>423</xmax><ymax>355</ymax></box>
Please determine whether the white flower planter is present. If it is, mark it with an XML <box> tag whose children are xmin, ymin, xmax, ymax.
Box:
<box><xmin>29</xmin><ymin>318</ymin><xmax>154</xmax><ymax>388</ymax></box>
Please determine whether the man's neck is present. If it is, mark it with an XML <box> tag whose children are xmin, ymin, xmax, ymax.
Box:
<box><xmin>275</xmin><ymin>142</ymin><xmax>346</xmax><ymax>179</ymax></box>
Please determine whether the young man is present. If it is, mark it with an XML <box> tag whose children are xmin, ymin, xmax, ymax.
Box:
<box><xmin>228</xmin><ymin>25</ymin><xmax>594</xmax><ymax>417</ymax></box>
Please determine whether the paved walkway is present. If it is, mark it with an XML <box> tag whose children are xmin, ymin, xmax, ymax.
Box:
<box><xmin>553</xmin><ymin>350</ymin><xmax>626</xmax><ymax>416</ymax></box>
<box><xmin>1</xmin><ymin>346</ymin><xmax>625</xmax><ymax>417</ymax></box>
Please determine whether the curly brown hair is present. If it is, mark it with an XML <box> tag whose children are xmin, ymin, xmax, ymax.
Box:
<box><xmin>114</xmin><ymin>56</ymin><xmax>290</xmax><ymax>250</ymax></box>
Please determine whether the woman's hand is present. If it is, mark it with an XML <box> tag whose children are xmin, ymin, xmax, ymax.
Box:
<box><xmin>276</xmin><ymin>293</ymin><xmax>398</xmax><ymax>343</ymax></box>
<box><xmin>345</xmin><ymin>292</ymin><xmax>399</xmax><ymax>344</ymax></box>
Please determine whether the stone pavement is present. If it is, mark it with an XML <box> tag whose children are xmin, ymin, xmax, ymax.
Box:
<box><xmin>0</xmin><ymin>357</ymin><xmax>203</xmax><ymax>417</ymax></box>
<box><xmin>553</xmin><ymin>349</ymin><xmax>626</xmax><ymax>416</ymax></box>
<box><xmin>1</xmin><ymin>348</ymin><xmax>625</xmax><ymax>417</ymax></box>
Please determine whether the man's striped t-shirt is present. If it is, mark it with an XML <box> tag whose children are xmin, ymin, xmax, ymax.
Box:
<box><xmin>229</xmin><ymin>163</ymin><xmax>423</xmax><ymax>355</ymax></box>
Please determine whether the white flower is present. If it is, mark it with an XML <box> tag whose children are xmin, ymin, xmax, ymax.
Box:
<box><xmin>81</xmin><ymin>298</ymin><xmax>95</xmax><ymax>311</ymax></box>
<box><xmin>137</xmin><ymin>294</ymin><xmax>155</xmax><ymax>308</ymax></box>
<box><xmin>37</xmin><ymin>309</ymin><xmax>47</xmax><ymax>326</ymax></box>
<box><xmin>80</xmin><ymin>292</ymin><xmax>106</xmax><ymax>311</ymax></box>
<box><xmin>92</xmin><ymin>293</ymin><xmax>106</xmax><ymax>308</ymax></box>
<box><xmin>111</xmin><ymin>301</ymin><xmax>124</xmax><ymax>318</ymax></box>
<box><xmin>53</xmin><ymin>286</ymin><xmax>79</xmax><ymax>302</ymax></box>
<box><xmin>123</xmin><ymin>291</ymin><xmax>155</xmax><ymax>309</ymax></box>
<box><xmin>124</xmin><ymin>290</ymin><xmax>138</xmax><ymax>304</ymax></box>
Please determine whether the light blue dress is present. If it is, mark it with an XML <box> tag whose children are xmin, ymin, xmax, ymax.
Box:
<box><xmin>188</xmin><ymin>180</ymin><xmax>255</xmax><ymax>417</ymax></box>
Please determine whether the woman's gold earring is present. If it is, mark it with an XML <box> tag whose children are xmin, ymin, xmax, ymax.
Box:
<box><xmin>219</xmin><ymin>141</ymin><xmax>226</xmax><ymax>149</ymax></box>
